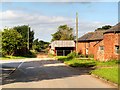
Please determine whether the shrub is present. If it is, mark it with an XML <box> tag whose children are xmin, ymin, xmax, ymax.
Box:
<box><xmin>79</xmin><ymin>54</ymin><xmax>86</xmax><ymax>58</ymax></box>
<box><xmin>67</xmin><ymin>52</ymin><xmax>78</xmax><ymax>59</ymax></box>
<box><xmin>88</xmin><ymin>54</ymin><xmax>94</xmax><ymax>58</ymax></box>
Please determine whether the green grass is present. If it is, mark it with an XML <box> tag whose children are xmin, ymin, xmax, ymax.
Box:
<box><xmin>0</xmin><ymin>50</ymin><xmax>37</xmax><ymax>60</ymax></box>
<box><xmin>95</xmin><ymin>60</ymin><xmax>119</xmax><ymax>67</ymax></box>
<box><xmin>56</xmin><ymin>56</ymin><xmax>68</xmax><ymax>61</ymax></box>
<box><xmin>0</xmin><ymin>55</ymin><xmax>27</xmax><ymax>60</ymax></box>
<box><xmin>64</xmin><ymin>59</ymin><xmax>96</xmax><ymax>67</ymax></box>
<box><xmin>90</xmin><ymin>67</ymin><xmax>119</xmax><ymax>84</ymax></box>
<box><xmin>57</xmin><ymin>56</ymin><xmax>119</xmax><ymax>67</ymax></box>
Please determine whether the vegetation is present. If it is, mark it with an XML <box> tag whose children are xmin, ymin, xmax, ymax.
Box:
<box><xmin>14</xmin><ymin>25</ymin><xmax>34</xmax><ymax>50</ymax></box>
<box><xmin>51</xmin><ymin>25</ymin><xmax>75</xmax><ymax>41</ymax></box>
<box><xmin>2</xmin><ymin>29</ymin><xmax>23</xmax><ymax>56</ymax></box>
<box><xmin>0</xmin><ymin>56</ymin><xmax>27</xmax><ymax>60</ymax></box>
<box><xmin>32</xmin><ymin>39</ymin><xmax>49</xmax><ymax>52</ymax></box>
<box><xmin>67</xmin><ymin>52</ymin><xmax>79</xmax><ymax>59</ymax></box>
<box><xmin>90</xmin><ymin>67</ymin><xmax>118</xmax><ymax>84</ymax></box>
<box><xmin>1</xmin><ymin>25</ymin><xmax>35</xmax><ymax>57</ymax></box>
<box><xmin>57</xmin><ymin>55</ymin><xmax>119</xmax><ymax>67</ymax></box>
<box><xmin>95</xmin><ymin>25</ymin><xmax>112</xmax><ymax>31</ymax></box>
<box><xmin>1</xmin><ymin>25</ymin><xmax>50</xmax><ymax>59</ymax></box>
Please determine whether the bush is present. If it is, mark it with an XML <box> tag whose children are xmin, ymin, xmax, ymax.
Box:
<box><xmin>79</xmin><ymin>54</ymin><xmax>86</xmax><ymax>58</ymax></box>
<box><xmin>88</xmin><ymin>54</ymin><xmax>94</xmax><ymax>58</ymax></box>
<box><xmin>67</xmin><ymin>52</ymin><xmax>78</xmax><ymax>59</ymax></box>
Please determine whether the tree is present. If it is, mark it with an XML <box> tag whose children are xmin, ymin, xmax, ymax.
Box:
<box><xmin>2</xmin><ymin>29</ymin><xmax>23</xmax><ymax>55</ymax></box>
<box><xmin>32</xmin><ymin>39</ymin><xmax>50</xmax><ymax>52</ymax></box>
<box><xmin>95</xmin><ymin>25</ymin><xmax>112</xmax><ymax>31</ymax></box>
<box><xmin>51</xmin><ymin>25</ymin><xmax>74</xmax><ymax>41</ymax></box>
<box><xmin>32</xmin><ymin>39</ymin><xmax>41</xmax><ymax>52</ymax></box>
<box><xmin>14</xmin><ymin>25</ymin><xmax>34</xmax><ymax>49</ymax></box>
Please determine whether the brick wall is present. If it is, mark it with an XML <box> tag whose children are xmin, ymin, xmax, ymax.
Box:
<box><xmin>88</xmin><ymin>42</ymin><xmax>96</xmax><ymax>55</ymax></box>
<box><xmin>78</xmin><ymin>41</ymin><xmax>98</xmax><ymax>56</ymax></box>
<box><xmin>104</xmin><ymin>33</ymin><xmax>120</xmax><ymax>61</ymax></box>
<box><xmin>93</xmin><ymin>40</ymin><xmax>104</xmax><ymax>61</ymax></box>
<box><xmin>78</xmin><ymin>42</ymin><xmax>90</xmax><ymax>55</ymax></box>
<box><xmin>78</xmin><ymin>33</ymin><xmax>120</xmax><ymax>61</ymax></box>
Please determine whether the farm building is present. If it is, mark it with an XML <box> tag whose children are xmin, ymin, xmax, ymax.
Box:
<box><xmin>78</xmin><ymin>23</ymin><xmax>120</xmax><ymax>61</ymax></box>
<box><xmin>77</xmin><ymin>30</ymin><xmax>105</xmax><ymax>57</ymax></box>
<box><xmin>102</xmin><ymin>23</ymin><xmax>120</xmax><ymax>61</ymax></box>
<box><xmin>49</xmin><ymin>40</ymin><xmax>75</xmax><ymax>56</ymax></box>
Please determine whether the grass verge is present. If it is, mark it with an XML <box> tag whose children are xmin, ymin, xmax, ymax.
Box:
<box><xmin>90</xmin><ymin>67</ymin><xmax>118</xmax><ymax>84</ymax></box>
<box><xmin>0</xmin><ymin>56</ymin><xmax>28</xmax><ymax>60</ymax></box>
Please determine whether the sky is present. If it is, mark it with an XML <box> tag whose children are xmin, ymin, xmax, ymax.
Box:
<box><xmin>0</xmin><ymin>1</ymin><xmax>118</xmax><ymax>42</ymax></box>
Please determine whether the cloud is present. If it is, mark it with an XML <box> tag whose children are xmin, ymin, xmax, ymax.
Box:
<box><xmin>0</xmin><ymin>10</ymin><xmax>75</xmax><ymax>41</ymax></box>
<box><xmin>0</xmin><ymin>10</ymin><xmax>74</xmax><ymax>25</ymax></box>
<box><xmin>0</xmin><ymin>10</ymin><xmax>110</xmax><ymax>41</ymax></box>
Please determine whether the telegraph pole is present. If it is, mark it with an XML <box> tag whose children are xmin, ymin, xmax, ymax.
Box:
<box><xmin>28</xmin><ymin>24</ymin><xmax>29</xmax><ymax>50</ymax></box>
<box><xmin>76</xmin><ymin>12</ymin><xmax>78</xmax><ymax>54</ymax></box>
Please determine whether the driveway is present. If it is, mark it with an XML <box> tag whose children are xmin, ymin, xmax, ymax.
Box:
<box><xmin>1</xmin><ymin>58</ymin><xmax>117</xmax><ymax>88</ymax></box>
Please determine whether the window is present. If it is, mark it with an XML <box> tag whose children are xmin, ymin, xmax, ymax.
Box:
<box><xmin>99</xmin><ymin>46</ymin><xmax>104</xmax><ymax>51</ymax></box>
<box><xmin>115</xmin><ymin>45</ymin><xmax>119</xmax><ymax>54</ymax></box>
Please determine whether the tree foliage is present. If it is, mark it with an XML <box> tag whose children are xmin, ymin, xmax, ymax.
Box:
<box><xmin>2</xmin><ymin>29</ymin><xmax>23</xmax><ymax>55</ymax></box>
<box><xmin>32</xmin><ymin>39</ymin><xmax>50</xmax><ymax>52</ymax></box>
<box><xmin>14</xmin><ymin>25</ymin><xmax>34</xmax><ymax>49</ymax></box>
<box><xmin>51</xmin><ymin>25</ymin><xmax>74</xmax><ymax>41</ymax></box>
<box><xmin>1</xmin><ymin>25</ymin><xmax>35</xmax><ymax>56</ymax></box>
<box><xmin>95</xmin><ymin>25</ymin><xmax>112</xmax><ymax>31</ymax></box>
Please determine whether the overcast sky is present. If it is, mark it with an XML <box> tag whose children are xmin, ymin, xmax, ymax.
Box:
<box><xmin>0</xmin><ymin>1</ymin><xmax>118</xmax><ymax>42</ymax></box>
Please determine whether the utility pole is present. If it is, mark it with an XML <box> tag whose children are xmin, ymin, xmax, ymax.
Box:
<box><xmin>28</xmin><ymin>24</ymin><xmax>29</xmax><ymax>50</ymax></box>
<box><xmin>76</xmin><ymin>12</ymin><xmax>78</xmax><ymax>54</ymax></box>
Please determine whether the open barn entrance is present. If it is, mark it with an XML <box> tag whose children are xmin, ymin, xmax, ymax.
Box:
<box><xmin>55</xmin><ymin>47</ymin><xmax>74</xmax><ymax>56</ymax></box>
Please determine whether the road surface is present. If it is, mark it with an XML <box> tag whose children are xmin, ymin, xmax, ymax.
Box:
<box><xmin>1</xmin><ymin>58</ymin><xmax>117</xmax><ymax>88</ymax></box>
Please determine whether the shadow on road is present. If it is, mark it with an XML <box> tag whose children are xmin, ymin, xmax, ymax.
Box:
<box><xmin>2</xmin><ymin>60</ymin><xmax>95</xmax><ymax>85</ymax></box>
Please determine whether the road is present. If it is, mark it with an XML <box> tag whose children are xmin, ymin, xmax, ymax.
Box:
<box><xmin>1</xmin><ymin>58</ymin><xmax>117</xmax><ymax>88</ymax></box>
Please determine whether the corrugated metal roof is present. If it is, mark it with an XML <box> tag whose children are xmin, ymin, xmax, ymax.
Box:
<box><xmin>50</xmin><ymin>40</ymin><xmax>75</xmax><ymax>49</ymax></box>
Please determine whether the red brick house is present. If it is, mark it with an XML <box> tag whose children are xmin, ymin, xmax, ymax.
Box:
<box><xmin>78</xmin><ymin>30</ymin><xmax>105</xmax><ymax>58</ymax></box>
<box><xmin>49</xmin><ymin>40</ymin><xmax>75</xmax><ymax>56</ymax></box>
<box><xmin>78</xmin><ymin>23</ymin><xmax>120</xmax><ymax>61</ymax></box>
<box><xmin>102</xmin><ymin>23</ymin><xmax>120</xmax><ymax>61</ymax></box>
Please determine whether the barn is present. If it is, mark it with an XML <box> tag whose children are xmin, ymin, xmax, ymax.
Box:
<box><xmin>49</xmin><ymin>40</ymin><xmax>75</xmax><ymax>56</ymax></box>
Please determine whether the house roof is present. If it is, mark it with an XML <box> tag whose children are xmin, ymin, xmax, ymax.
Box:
<box><xmin>78</xmin><ymin>30</ymin><xmax>106</xmax><ymax>42</ymax></box>
<box><xmin>50</xmin><ymin>40</ymin><xmax>75</xmax><ymax>49</ymax></box>
<box><xmin>104</xmin><ymin>22</ymin><xmax>120</xmax><ymax>34</ymax></box>
<box><xmin>89</xmin><ymin>30</ymin><xmax>106</xmax><ymax>41</ymax></box>
<box><xmin>78</xmin><ymin>23</ymin><xmax>120</xmax><ymax>42</ymax></box>
<box><xmin>78</xmin><ymin>32</ymin><xmax>94</xmax><ymax>42</ymax></box>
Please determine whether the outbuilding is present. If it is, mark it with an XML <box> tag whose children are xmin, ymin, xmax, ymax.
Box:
<box><xmin>49</xmin><ymin>40</ymin><xmax>75</xmax><ymax>56</ymax></box>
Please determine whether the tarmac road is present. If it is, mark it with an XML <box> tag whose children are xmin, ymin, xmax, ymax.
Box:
<box><xmin>0</xmin><ymin>58</ymin><xmax>117</xmax><ymax>89</ymax></box>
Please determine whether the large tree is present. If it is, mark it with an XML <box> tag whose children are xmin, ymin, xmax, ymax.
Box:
<box><xmin>51</xmin><ymin>25</ymin><xmax>74</xmax><ymax>41</ymax></box>
<box><xmin>14</xmin><ymin>25</ymin><xmax>34</xmax><ymax>49</ymax></box>
<box><xmin>2</xmin><ymin>29</ymin><xmax>23</xmax><ymax>55</ymax></box>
